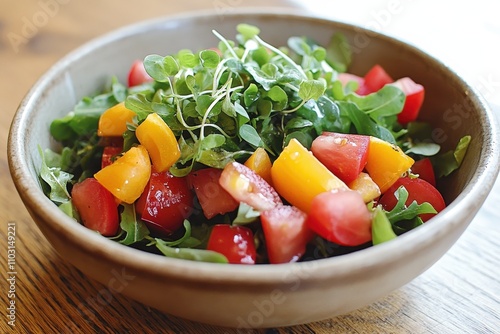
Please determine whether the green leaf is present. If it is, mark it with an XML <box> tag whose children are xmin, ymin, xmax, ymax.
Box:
<box><xmin>199</xmin><ymin>50</ymin><xmax>220</xmax><ymax>68</ymax></box>
<box><xmin>125</xmin><ymin>94</ymin><xmax>153</xmax><ymax>121</ymax></box>
<box><xmin>233</xmin><ymin>202</ymin><xmax>261</xmax><ymax>225</ymax></box>
<box><xmin>38</xmin><ymin>146</ymin><xmax>73</xmax><ymax>203</ymax></box>
<box><xmin>237</xmin><ymin>23</ymin><xmax>260</xmax><ymax>40</ymax></box>
<box><xmin>157</xmin><ymin>220</ymin><xmax>201</xmax><ymax>248</ymax></box>
<box><xmin>155</xmin><ymin>239</ymin><xmax>228</xmax><ymax>263</ymax></box>
<box><xmin>58</xmin><ymin>201</ymin><xmax>78</xmax><ymax>220</ymax></box>
<box><xmin>405</xmin><ymin>142</ymin><xmax>441</xmax><ymax>156</ymax></box>
<box><xmin>177</xmin><ymin>49</ymin><xmax>199</xmax><ymax>68</ymax></box>
<box><xmin>372</xmin><ymin>206</ymin><xmax>397</xmax><ymax>245</ymax></box>
<box><xmin>326</xmin><ymin>32</ymin><xmax>352</xmax><ymax>73</ymax></box>
<box><xmin>432</xmin><ymin>135</ymin><xmax>471</xmax><ymax>177</ymax></box>
<box><xmin>338</xmin><ymin>101</ymin><xmax>396</xmax><ymax>143</ymax></box>
<box><xmin>144</xmin><ymin>54</ymin><xmax>171</xmax><ymax>82</ymax></box>
<box><xmin>385</xmin><ymin>186</ymin><xmax>437</xmax><ymax>224</ymax></box>
<box><xmin>284</xmin><ymin>117</ymin><xmax>313</xmax><ymax>132</ymax></box>
<box><xmin>346</xmin><ymin>85</ymin><xmax>405</xmax><ymax>120</ymax></box>
<box><xmin>239</xmin><ymin>124</ymin><xmax>263</xmax><ymax>147</ymax></box>
<box><xmin>243</xmin><ymin>83</ymin><xmax>259</xmax><ymax>107</ymax></box>
<box><xmin>298</xmin><ymin>78</ymin><xmax>326</xmax><ymax>101</ymax></box>
<box><xmin>199</xmin><ymin>134</ymin><xmax>226</xmax><ymax>150</ymax></box>
<box><xmin>119</xmin><ymin>204</ymin><xmax>150</xmax><ymax>245</ymax></box>
<box><xmin>267</xmin><ymin>85</ymin><xmax>288</xmax><ymax>111</ymax></box>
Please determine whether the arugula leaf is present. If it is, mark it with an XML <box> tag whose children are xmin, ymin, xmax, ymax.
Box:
<box><xmin>385</xmin><ymin>186</ymin><xmax>437</xmax><ymax>224</ymax></box>
<box><xmin>372</xmin><ymin>206</ymin><xmax>397</xmax><ymax>245</ymax></box>
<box><xmin>325</xmin><ymin>32</ymin><xmax>352</xmax><ymax>73</ymax></box>
<box><xmin>298</xmin><ymin>78</ymin><xmax>326</xmax><ymax>101</ymax></box>
<box><xmin>346</xmin><ymin>85</ymin><xmax>405</xmax><ymax>120</ymax></box>
<box><xmin>38</xmin><ymin>146</ymin><xmax>73</xmax><ymax>203</ymax></box>
<box><xmin>233</xmin><ymin>202</ymin><xmax>261</xmax><ymax>225</ymax></box>
<box><xmin>119</xmin><ymin>204</ymin><xmax>150</xmax><ymax>245</ymax></box>
<box><xmin>239</xmin><ymin>124</ymin><xmax>263</xmax><ymax>147</ymax></box>
<box><xmin>432</xmin><ymin>135</ymin><xmax>471</xmax><ymax>177</ymax></box>
<box><xmin>154</xmin><ymin>239</ymin><xmax>228</xmax><ymax>263</ymax></box>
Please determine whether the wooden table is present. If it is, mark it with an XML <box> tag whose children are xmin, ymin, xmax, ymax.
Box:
<box><xmin>1</xmin><ymin>1</ymin><xmax>499</xmax><ymax>333</ymax></box>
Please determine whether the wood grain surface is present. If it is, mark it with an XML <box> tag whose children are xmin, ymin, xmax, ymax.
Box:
<box><xmin>1</xmin><ymin>1</ymin><xmax>499</xmax><ymax>333</ymax></box>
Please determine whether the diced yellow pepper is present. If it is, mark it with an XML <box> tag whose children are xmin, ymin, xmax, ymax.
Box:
<box><xmin>97</xmin><ymin>102</ymin><xmax>136</xmax><ymax>137</ymax></box>
<box><xmin>271</xmin><ymin>139</ymin><xmax>348</xmax><ymax>213</ymax></box>
<box><xmin>94</xmin><ymin>145</ymin><xmax>151</xmax><ymax>204</ymax></box>
<box><xmin>244</xmin><ymin>147</ymin><xmax>273</xmax><ymax>185</ymax></box>
<box><xmin>365</xmin><ymin>137</ymin><xmax>414</xmax><ymax>193</ymax></box>
<box><xmin>135</xmin><ymin>113</ymin><xmax>180</xmax><ymax>172</ymax></box>
<box><xmin>348</xmin><ymin>172</ymin><xmax>381</xmax><ymax>203</ymax></box>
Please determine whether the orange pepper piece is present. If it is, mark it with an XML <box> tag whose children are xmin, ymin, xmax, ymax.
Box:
<box><xmin>97</xmin><ymin>102</ymin><xmax>136</xmax><ymax>137</ymax></box>
<box><xmin>94</xmin><ymin>145</ymin><xmax>151</xmax><ymax>204</ymax></box>
<box><xmin>244</xmin><ymin>147</ymin><xmax>273</xmax><ymax>185</ymax></box>
<box><xmin>364</xmin><ymin>137</ymin><xmax>414</xmax><ymax>193</ymax></box>
<box><xmin>135</xmin><ymin>113</ymin><xmax>180</xmax><ymax>172</ymax></box>
<box><xmin>271</xmin><ymin>139</ymin><xmax>348</xmax><ymax>213</ymax></box>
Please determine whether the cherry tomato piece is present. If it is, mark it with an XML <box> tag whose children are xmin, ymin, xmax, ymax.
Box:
<box><xmin>261</xmin><ymin>205</ymin><xmax>313</xmax><ymax>264</ymax></box>
<box><xmin>411</xmin><ymin>158</ymin><xmax>436</xmax><ymax>187</ymax></box>
<box><xmin>378</xmin><ymin>177</ymin><xmax>445</xmax><ymax>222</ymax></box>
<box><xmin>101</xmin><ymin>146</ymin><xmax>122</xmax><ymax>169</ymax></box>
<box><xmin>187</xmin><ymin>168</ymin><xmax>239</xmax><ymax>219</ymax></box>
<box><xmin>362</xmin><ymin>64</ymin><xmax>393</xmax><ymax>93</ymax></box>
<box><xmin>219</xmin><ymin>162</ymin><xmax>282</xmax><ymax>212</ymax></box>
<box><xmin>206</xmin><ymin>225</ymin><xmax>256</xmax><ymax>264</ymax></box>
<box><xmin>135</xmin><ymin>171</ymin><xmax>194</xmax><ymax>235</ymax></box>
<box><xmin>127</xmin><ymin>60</ymin><xmax>153</xmax><ymax>87</ymax></box>
<box><xmin>392</xmin><ymin>77</ymin><xmax>425</xmax><ymax>124</ymax></box>
<box><xmin>71</xmin><ymin>178</ymin><xmax>119</xmax><ymax>236</ymax></box>
<box><xmin>306</xmin><ymin>190</ymin><xmax>372</xmax><ymax>247</ymax></box>
<box><xmin>311</xmin><ymin>132</ymin><xmax>370</xmax><ymax>184</ymax></box>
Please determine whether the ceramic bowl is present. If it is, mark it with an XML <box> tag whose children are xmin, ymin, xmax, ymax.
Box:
<box><xmin>8</xmin><ymin>9</ymin><xmax>500</xmax><ymax>328</ymax></box>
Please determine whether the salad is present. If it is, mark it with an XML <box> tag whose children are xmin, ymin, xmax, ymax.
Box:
<box><xmin>39</xmin><ymin>24</ymin><xmax>470</xmax><ymax>264</ymax></box>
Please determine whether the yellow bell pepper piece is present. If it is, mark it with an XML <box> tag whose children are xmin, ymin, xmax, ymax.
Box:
<box><xmin>97</xmin><ymin>102</ymin><xmax>136</xmax><ymax>137</ymax></box>
<box><xmin>348</xmin><ymin>172</ymin><xmax>381</xmax><ymax>203</ymax></box>
<box><xmin>271</xmin><ymin>139</ymin><xmax>348</xmax><ymax>213</ymax></box>
<box><xmin>365</xmin><ymin>137</ymin><xmax>414</xmax><ymax>193</ymax></box>
<box><xmin>244</xmin><ymin>147</ymin><xmax>273</xmax><ymax>185</ymax></box>
<box><xmin>94</xmin><ymin>145</ymin><xmax>151</xmax><ymax>204</ymax></box>
<box><xmin>135</xmin><ymin>113</ymin><xmax>180</xmax><ymax>172</ymax></box>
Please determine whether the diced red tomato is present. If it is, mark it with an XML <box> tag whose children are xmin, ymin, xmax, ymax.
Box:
<box><xmin>261</xmin><ymin>205</ymin><xmax>313</xmax><ymax>264</ymax></box>
<box><xmin>71</xmin><ymin>178</ymin><xmax>119</xmax><ymax>236</ymax></box>
<box><xmin>306</xmin><ymin>190</ymin><xmax>372</xmax><ymax>247</ymax></box>
<box><xmin>101</xmin><ymin>146</ymin><xmax>122</xmax><ymax>169</ymax></box>
<box><xmin>219</xmin><ymin>162</ymin><xmax>282</xmax><ymax>212</ymax></box>
<box><xmin>362</xmin><ymin>64</ymin><xmax>393</xmax><ymax>94</ymax></box>
<box><xmin>187</xmin><ymin>168</ymin><xmax>239</xmax><ymax>219</ymax></box>
<box><xmin>411</xmin><ymin>158</ymin><xmax>436</xmax><ymax>187</ymax></box>
<box><xmin>135</xmin><ymin>171</ymin><xmax>194</xmax><ymax>235</ymax></box>
<box><xmin>378</xmin><ymin>177</ymin><xmax>445</xmax><ymax>222</ymax></box>
<box><xmin>311</xmin><ymin>132</ymin><xmax>370</xmax><ymax>184</ymax></box>
<box><xmin>392</xmin><ymin>77</ymin><xmax>425</xmax><ymax>124</ymax></box>
<box><xmin>127</xmin><ymin>60</ymin><xmax>153</xmax><ymax>87</ymax></box>
<box><xmin>206</xmin><ymin>225</ymin><xmax>256</xmax><ymax>264</ymax></box>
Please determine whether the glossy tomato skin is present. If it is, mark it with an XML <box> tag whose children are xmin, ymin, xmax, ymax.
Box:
<box><xmin>378</xmin><ymin>177</ymin><xmax>445</xmax><ymax>222</ymax></box>
<box><xmin>206</xmin><ymin>225</ymin><xmax>256</xmax><ymax>264</ymax></box>
<box><xmin>411</xmin><ymin>158</ymin><xmax>436</xmax><ymax>187</ymax></box>
<box><xmin>261</xmin><ymin>205</ymin><xmax>313</xmax><ymax>264</ymax></box>
<box><xmin>392</xmin><ymin>77</ymin><xmax>425</xmax><ymax>124</ymax></box>
<box><xmin>362</xmin><ymin>64</ymin><xmax>393</xmax><ymax>93</ymax></box>
<box><xmin>127</xmin><ymin>60</ymin><xmax>153</xmax><ymax>87</ymax></box>
<box><xmin>71</xmin><ymin>178</ymin><xmax>119</xmax><ymax>236</ymax></box>
<box><xmin>311</xmin><ymin>132</ymin><xmax>370</xmax><ymax>184</ymax></box>
<box><xmin>101</xmin><ymin>146</ymin><xmax>122</xmax><ymax>169</ymax></box>
<box><xmin>187</xmin><ymin>168</ymin><xmax>238</xmax><ymax>219</ymax></box>
<box><xmin>306</xmin><ymin>190</ymin><xmax>372</xmax><ymax>247</ymax></box>
<box><xmin>135</xmin><ymin>171</ymin><xmax>194</xmax><ymax>235</ymax></box>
